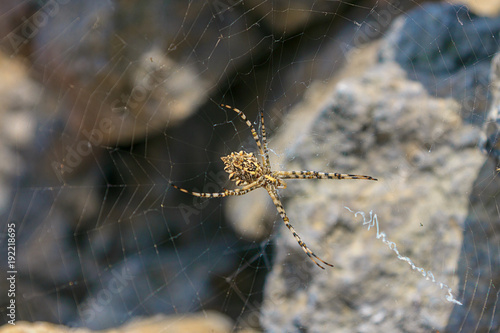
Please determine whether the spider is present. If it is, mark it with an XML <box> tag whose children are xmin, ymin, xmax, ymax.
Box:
<box><xmin>172</xmin><ymin>104</ymin><xmax>377</xmax><ymax>269</ymax></box>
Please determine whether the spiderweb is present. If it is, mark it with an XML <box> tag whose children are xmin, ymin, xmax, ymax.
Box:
<box><xmin>1</xmin><ymin>1</ymin><xmax>500</xmax><ymax>332</ymax></box>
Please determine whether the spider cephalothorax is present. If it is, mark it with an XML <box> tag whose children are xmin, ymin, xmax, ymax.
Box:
<box><xmin>172</xmin><ymin>104</ymin><xmax>377</xmax><ymax>269</ymax></box>
<box><xmin>221</xmin><ymin>151</ymin><xmax>264</xmax><ymax>186</ymax></box>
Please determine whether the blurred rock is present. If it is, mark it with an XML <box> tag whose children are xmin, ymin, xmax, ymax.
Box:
<box><xmin>452</xmin><ymin>24</ymin><xmax>500</xmax><ymax>333</ymax></box>
<box><xmin>0</xmin><ymin>311</ymin><xmax>233</xmax><ymax>333</ymax></box>
<box><xmin>242</xmin><ymin>0</ymin><xmax>346</xmax><ymax>36</ymax></box>
<box><xmin>451</xmin><ymin>0</ymin><xmax>500</xmax><ymax>16</ymax></box>
<box><xmin>379</xmin><ymin>3</ymin><xmax>500</xmax><ymax>125</ymax></box>
<box><xmin>0</xmin><ymin>2</ymin><xmax>266</xmax><ymax>328</ymax></box>
<box><xmin>225</xmin><ymin>189</ymin><xmax>274</xmax><ymax>240</ymax></box>
<box><xmin>481</xmin><ymin>52</ymin><xmax>500</xmax><ymax>161</ymax></box>
<box><xmin>0</xmin><ymin>53</ymin><xmax>40</xmax><ymax>209</ymax></box>
<box><xmin>1</xmin><ymin>0</ymin><xmax>265</xmax><ymax>147</ymax></box>
<box><xmin>445</xmin><ymin>158</ymin><xmax>500</xmax><ymax>332</ymax></box>
<box><xmin>67</xmin><ymin>248</ymin><xmax>235</xmax><ymax>329</ymax></box>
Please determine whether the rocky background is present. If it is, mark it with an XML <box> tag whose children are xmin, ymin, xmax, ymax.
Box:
<box><xmin>1</xmin><ymin>0</ymin><xmax>500</xmax><ymax>332</ymax></box>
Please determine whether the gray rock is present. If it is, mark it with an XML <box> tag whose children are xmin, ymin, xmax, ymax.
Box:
<box><xmin>260</xmin><ymin>4</ymin><xmax>495</xmax><ymax>331</ymax></box>
<box><xmin>261</xmin><ymin>59</ymin><xmax>482</xmax><ymax>333</ymax></box>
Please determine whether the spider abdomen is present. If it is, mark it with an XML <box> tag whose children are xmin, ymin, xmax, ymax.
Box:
<box><xmin>221</xmin><ymin>150</ymin><xmax>264</xmax><ymax>185</ymax></box>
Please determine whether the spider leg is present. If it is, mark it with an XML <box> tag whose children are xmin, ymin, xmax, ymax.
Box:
<box><xmin>267</xmin><ymin>188</ymin><xmax>334</xmax><ymax>269</ymax></box>
<box><xmin>171</xmin><ymin>179</ymin><xmax>264</xmax><ymax>198</ymax></box>
<box><xmin>259</xmin><ymin>109</ymin><xmax>271</xmax><ymax>168</ymax></box>
<box><xmin>221</xmin><ymin>104</ymin><xmax>267</xmax><ymax>166</ymax></box>
<box><xmin>171</xmin><ymin>182</ymin><xmax>259</xmax><ymax>198</ymax></box>
<box><xmin>276</xmin><ymin>170</ymin><xmax>377</xmax><ymax>181</ymax></box>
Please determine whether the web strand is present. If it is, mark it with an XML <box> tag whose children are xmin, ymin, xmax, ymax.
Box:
<box><xmin>344</xmin><ymin>207</ymin><xmax>463</xmax><ymax>305</ymax></box>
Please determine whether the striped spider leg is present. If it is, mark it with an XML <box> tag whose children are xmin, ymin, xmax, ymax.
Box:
<box><xmin>172</xmin><ymin>104</ymin><xmax>377</xmax><ymax>269</ymax></box>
